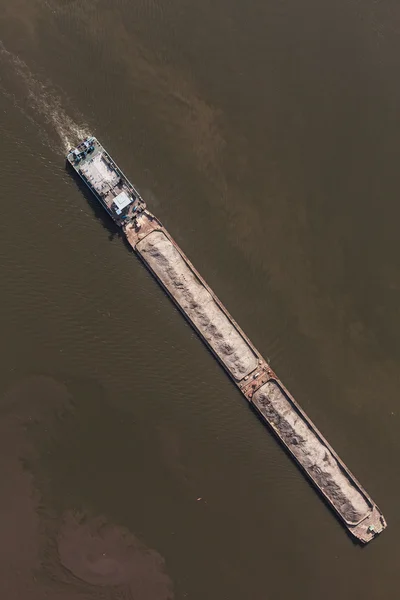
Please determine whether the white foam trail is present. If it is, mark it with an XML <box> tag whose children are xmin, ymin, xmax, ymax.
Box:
<box><xmin>0</xmin><ymin>40</ymin><xmax>90</xmax><ymax>153</ymax></box>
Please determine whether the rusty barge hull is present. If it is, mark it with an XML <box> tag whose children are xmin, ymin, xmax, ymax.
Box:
<box><xmin>124</xmin><ymin>210</ymin><xmax>386</xmax><ymax>544</ymax></box>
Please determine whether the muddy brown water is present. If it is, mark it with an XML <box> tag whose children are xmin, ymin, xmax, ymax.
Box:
<box><xmin>0</xmin><ymin>1</ymin><xmax>399</xmax><ymax>598</ymax></box>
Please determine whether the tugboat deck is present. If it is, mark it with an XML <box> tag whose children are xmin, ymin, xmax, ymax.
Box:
<box><xmin>67</xmin><ymin>137</ymin><xmax>146</xmax><ymax>226</ymax></box>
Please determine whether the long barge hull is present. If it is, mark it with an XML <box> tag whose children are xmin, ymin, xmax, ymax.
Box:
<box><xmin>68</xmin><ymin>138</ymin><xmax>386</xmax><ymax>543</ymax></box>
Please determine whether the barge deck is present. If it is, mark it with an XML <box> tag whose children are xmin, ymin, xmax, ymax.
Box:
<box><xmin>125</xmin><ymin>211</ymin><xmax>386</xmax><ymax>544</ymax></box>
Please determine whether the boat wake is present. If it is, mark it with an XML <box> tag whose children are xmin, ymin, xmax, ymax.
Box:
<box><xmin>0</xmin><ymin>40</ymin><xmax>90</xmax><ymax>153</ymax></box>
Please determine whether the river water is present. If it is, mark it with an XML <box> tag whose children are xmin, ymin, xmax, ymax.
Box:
<box><xmin>0</xmin><ymin>1</ymin><xmax>399</xmax><ymax>598</ymax></box>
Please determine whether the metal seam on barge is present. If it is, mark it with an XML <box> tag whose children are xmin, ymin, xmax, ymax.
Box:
<box><xmin>67</xmin><ymin>137</ymin><xmax>387</xmax><ymax>544</ymax></box>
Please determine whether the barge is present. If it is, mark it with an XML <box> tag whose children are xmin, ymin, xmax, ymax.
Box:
<box><xmin>67</xmin><ymin>137</ymin><xmax>387</xmax><ymax>543</ymax></box>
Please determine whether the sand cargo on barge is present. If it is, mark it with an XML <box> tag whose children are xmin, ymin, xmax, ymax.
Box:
<box><xmin>67</xmin><ymin>137</ymin><xmax>387</xmax><ymax>543</ymax></box>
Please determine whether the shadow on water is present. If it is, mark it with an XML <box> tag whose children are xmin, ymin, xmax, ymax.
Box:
<box><xmin>65</xmin><ymin>162</ymin><xmax>133</xmax><ymax>252</ymax></box>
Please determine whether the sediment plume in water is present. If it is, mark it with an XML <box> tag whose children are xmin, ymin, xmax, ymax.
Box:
<box><xmin>58</xmin><ymin>511</ymin><xmax>174</xmax><ymax>598</ymax></box>
<box><xmin>253</xmin><ymin>380</ymin><xmax>370</xmax><ymax>524</ymax></box>
<box><xmin>137</xmin><ymin>230</ymin><xmax>258</xmax><ymax>380</ymax></box>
